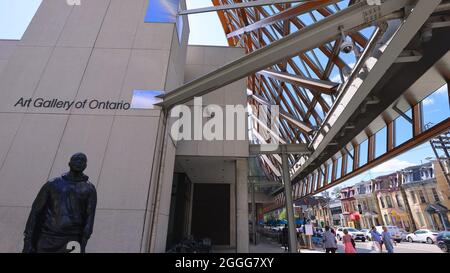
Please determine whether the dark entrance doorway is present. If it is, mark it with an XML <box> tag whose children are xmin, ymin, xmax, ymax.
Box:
<box><xmin>166</xmin><ymin>173</ymin><xmax>192</xmax><ymax>251</ymax></box>
<box><xmin>191</xmin><ymin>183</ymin><xmax>230</xmax><ymax>245</ymax></box>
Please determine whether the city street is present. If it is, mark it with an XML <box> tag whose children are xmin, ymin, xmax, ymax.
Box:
<box><xmin>250</xmin><ymin>236</ymin><xmax>445</xmax><ymax>253</ymax></box>
<box><xmin>333</xmin><ymin>241</ymin><xmax>443</xmax><ymax>253</ymax></box>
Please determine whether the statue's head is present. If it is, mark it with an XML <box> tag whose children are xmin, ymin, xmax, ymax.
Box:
<box><xmin>69</xmin><ymin>153</ymin><xmax>87</xmax><ymax>173</ymax></box>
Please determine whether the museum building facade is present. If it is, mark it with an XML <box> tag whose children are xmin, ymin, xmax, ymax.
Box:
<box><xmin>0</xmin><ymin>0</ymin><xmax>250</xmax><ymax>253</ymax></box>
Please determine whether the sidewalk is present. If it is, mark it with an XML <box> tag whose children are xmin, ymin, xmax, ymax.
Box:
<box><xmin>250</xmin><ymin>236</ymin><xmax>383</xmax><ymax>253</ymax></box>
<box><xmin>249</xmin><ymin>236</ymin><xmax>325</xmax><ymax>253</ymax></box>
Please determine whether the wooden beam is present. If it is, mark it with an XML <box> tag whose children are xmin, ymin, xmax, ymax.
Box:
<box><xmin>226</xmin><ymin>0</ymin><xmax>338</xmax><ymax>38</ymax></box>
<box><xmin>387</xmin><ymin>121</ymin><xmax>395</xmax><ymax>151</ymax></box>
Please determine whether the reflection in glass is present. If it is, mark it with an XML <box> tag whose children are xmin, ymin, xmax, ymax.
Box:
<box><xmin>131</xmin><ymin>90</ymin><xmax>164</xmax><ymax>109</ymax></box>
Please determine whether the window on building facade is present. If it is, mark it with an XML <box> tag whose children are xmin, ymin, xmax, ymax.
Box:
<box><xmin>380</xmin><ymin>197</ymin><xmax>385</xmax><ymax>208</ymax></box>
<box><xmin>418</xmin><ymin>190</ymin><xmax>427</xmax><ymax>203</ymax></box>
<box><xmin>131</xmin><ymin>90</ymin><xmax>164</xmax><ymax>109</ymax></box>
<box><xmin>386</xmin><ymin>196</ymin><xmax>393</xmax><ymax>208</ymax></box>
<box><xmin>384</xmin><ymin>214</ymin><xmax>390</xmax><ymax>225</ymax></box>
<box><xmin>416</xmin><ymin>212</ymin><xmax>425</xmax><ymax>226</ymax></box>
<box><xmin>395</xmin><ymin>194</ymin><xmax>403</xmax><ymax>208</ymax></box>
<box><xmin>410</xmin><ymin>191</ymin><xmax>417</xmax><ymax>204</ymax></box>
<box><xmin>145</xmin><ymin>0</ymin><xmax>183</xmax><ymax>44</ymax></box>
<box><xmin>432</xmin><ymin>188</ymin><xmax>440</xmax><ymax>202</ymax></box>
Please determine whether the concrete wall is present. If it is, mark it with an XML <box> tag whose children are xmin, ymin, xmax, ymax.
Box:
<box><xmin>176</xmin><ymin>45</ymin><xmax>249</xmax><ymax>158</ymax></box>
<box><xmin>0</xmin><ymin>0</ymin><xmax>188</xmax><ymax>253</ymax></box>
<box><xmin>0</xmin><ymin>40</ymin><xmax>17</xmax><ymax>76</ymax></box>
<box><xmin>169</xmin><ymin>45</ymin><xmax>249</xmax><ymax>251</ymax></box>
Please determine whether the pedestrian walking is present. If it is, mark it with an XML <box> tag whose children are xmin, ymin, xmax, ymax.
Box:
<box><xmin>382</xmin><ymin>226</ymin><xmax>396</xmax><ymax>253</ymax></box>
<box><xmin>323</xmin><ymin>226</ymin><xmax>338</xmax><ymax>253</ymax></box>
<box><xmin>370</xmin><ymin>226</ymin><xmax>383</xmax><ymax>253</ymax></box>
<box><xmin>281</xmin><ymin>224</ymin><xmax>288</xmax><ymax>251</ymax></box>
<box><xmin>330</xmin><ymin>226</ymin><xmax>336</xmax><ymax>236</ymax></box>
<box><xmin>342</xmin><ymin>229</ymin><xmax>356</xmax><ymax>253</ymax></box>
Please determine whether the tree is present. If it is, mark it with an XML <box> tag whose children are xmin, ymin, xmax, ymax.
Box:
<box><xmin>321</xmin><ymin>191</ymin><xmax>330</xmax><ymax>198</ymax></box>
<box><xmin>279</xmin><ymin>209</ymin><xmax>287</xmax><ymax>221</ymax></box>
<box><xmin>331</xmin><ymin>186</ymin><xmax>343</xmax><ymax>199</ymax></box>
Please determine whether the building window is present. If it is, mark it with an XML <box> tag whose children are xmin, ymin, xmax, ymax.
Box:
<box><xmin>386</xmin><ymin>196</ymin><xmax>393</xmax><ymax>208</ymax></box>
<box><xmin>395</xmin><ymin>194</ymin><xmax>403</xmax><ymax>208</ymax></box>
<box><xmin>380</xmin><ymin>197</ymin><xmax>385</xmax><ymax>208</ymax></box>
<box><xmin>145</xmin><ymin>0</ymin><xmax>179</xmax><ymax>22</ymax></box>
<box><xmin>131</xmin><ymin>90</ymin><xmax>164</xmax><ymax>109</ymax></box>
<box><xmin>384</xmin><ymin>214</ymin><xmax>390</xmax><ymax>225</ymax></box>
<box><xmin>410</xmin><ymin>191</ymin><xmax>417</xmax><ymax>204</ymax></box>
<box><xmin>432</xmin><ymin>188</ymin><xmax>440</xmax><ymax>202</ymax></box>
<box><xmin>145</xmin><ymin>0</ymin><xmax>183</xmax><ymax>44</ymax></box>
<box><xmin>418</xmin><ymin>190</ymin><xmax>427</xmax><ymax>204</ymax></box>
<box><xmin>416</xmin><ymin>212</ymin><xmax>425</xmax><ymax>226</ymax></box>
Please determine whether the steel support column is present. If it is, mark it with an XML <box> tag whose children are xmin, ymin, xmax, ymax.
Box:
<box><xmin>251</xmin><ymin>181</ymin><xmax>257</xmax><ymax>245</ymax></box>
<box><xmin>281</xmin><ymin>147</ymin><xmax>298</xmax><ymax>253</ymax></box>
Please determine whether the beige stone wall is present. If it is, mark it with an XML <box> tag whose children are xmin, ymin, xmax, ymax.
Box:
<box><xmin>166</xmin><ymin>45</ymin><xmax>249</xmax><ymax>251</ymax></box>
<box><xmin>355</xmin><ymin>194</ymin><xmax>382</xmax><ymax>228</ymax></box>
<box><xmin>176</xmin><ymin>45</ymin><xmax>249</xmax><ymax>158</ymax></box>
<box><xmin>433</xmin><ymin>161</ymin><xmax>450</xmax><ymax>211</ymax></box>
<box><xmin>404</xmin><ymin>178</ymin><xmax>447</xmax><ymax>230</ymax></box>
<box><xmin>0</xmin><ymin>0</ymin><xmax>188</xmax><ymax>253</ymax></box>
<box><xmin>0</xmin><ymin>40</ymin><xmax>17</xmax><ymax>76</ymax></box>
<box><xmin>377</xmin><ymin>190</ymin><xmax>412</xmax><ymax>229</ymax></box>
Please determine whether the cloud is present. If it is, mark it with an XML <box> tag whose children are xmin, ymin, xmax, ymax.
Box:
<box><xmin>422</xmin><ymin>98</ymin><xmax>434</xmax><ymax>106</ymax></box>
<box><xmin>370</xmin><ymin>158</ymin><xmax>416</xmax><ymax>175</ymax></box>
<box><xmin>329</xmin><ymin>62</ymin><xmax>356</xmax><ymax>83</ymax></box>
<box><xmin>330</xmin><ymin>73</ymin><xmax>342</xmax><ymax>83</ymax></box>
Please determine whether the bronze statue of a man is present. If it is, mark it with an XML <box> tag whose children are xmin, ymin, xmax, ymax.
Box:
<box><xmin>23</xmin><ymin>153</ymin><xmax>97</xmax><ymax>253</ymax></box>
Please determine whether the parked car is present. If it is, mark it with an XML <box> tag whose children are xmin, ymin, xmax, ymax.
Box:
<box><xmin>375</xmin><ymin>226</ymin><xmax>402</xmax><ymax>243</ymax></box>
<box><xmin>360</xmin><ymin>229</ymin><xmax>372</xmax><ymax>241</ymax></box>
<box><xmin>406</xmin><ymin>229</ymin><xmax>439</xmax><ymax>244</ymax></box>
<box><xmin>398</xmin><ymin>229</ymin><xmax>409</xmax><ymax>241</ymax></box>
<box><xmin>271</xmin><ymin>225</ymin><xmax>285</xmax><ymax>232</ymax></box>
<box><xmin>336</xmin><ymin>227</ymin><xmax>366</xmax><ymax>242</ymax></box>
<box><xmin>436</xmin><ymin>231</ymin><xmax>450</xmax><ymax>252</ymax></box>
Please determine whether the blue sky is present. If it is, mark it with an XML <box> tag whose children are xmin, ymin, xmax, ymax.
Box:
<box><xmin>185</xmin><ymin>0</ymin><xmax>227</xmax><ymax>45</ymax></box>
<box><xmin>0</xmin><ymin>0</ymin><xmax>448</xmax><ymax>191</ymax></box>
<box><xmin>0</xmin><ymin>0</ymin><xmax>226</xmax><ymax>44</ymax></box>
<box><xmin>0</xmin><ymin>0</ymin><xmax>41</xmax><ymax>40</ymax></box>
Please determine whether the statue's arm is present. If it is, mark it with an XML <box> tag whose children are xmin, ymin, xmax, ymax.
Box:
<box><xmin>22</xmin><ymin>183</ymin><xmax>50</xmax><ymax>253</ymax></box>
<box><xmin>81</xmin><ymin>186</ymin><xmax>97</xmax><ymax>252</ymax></box>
